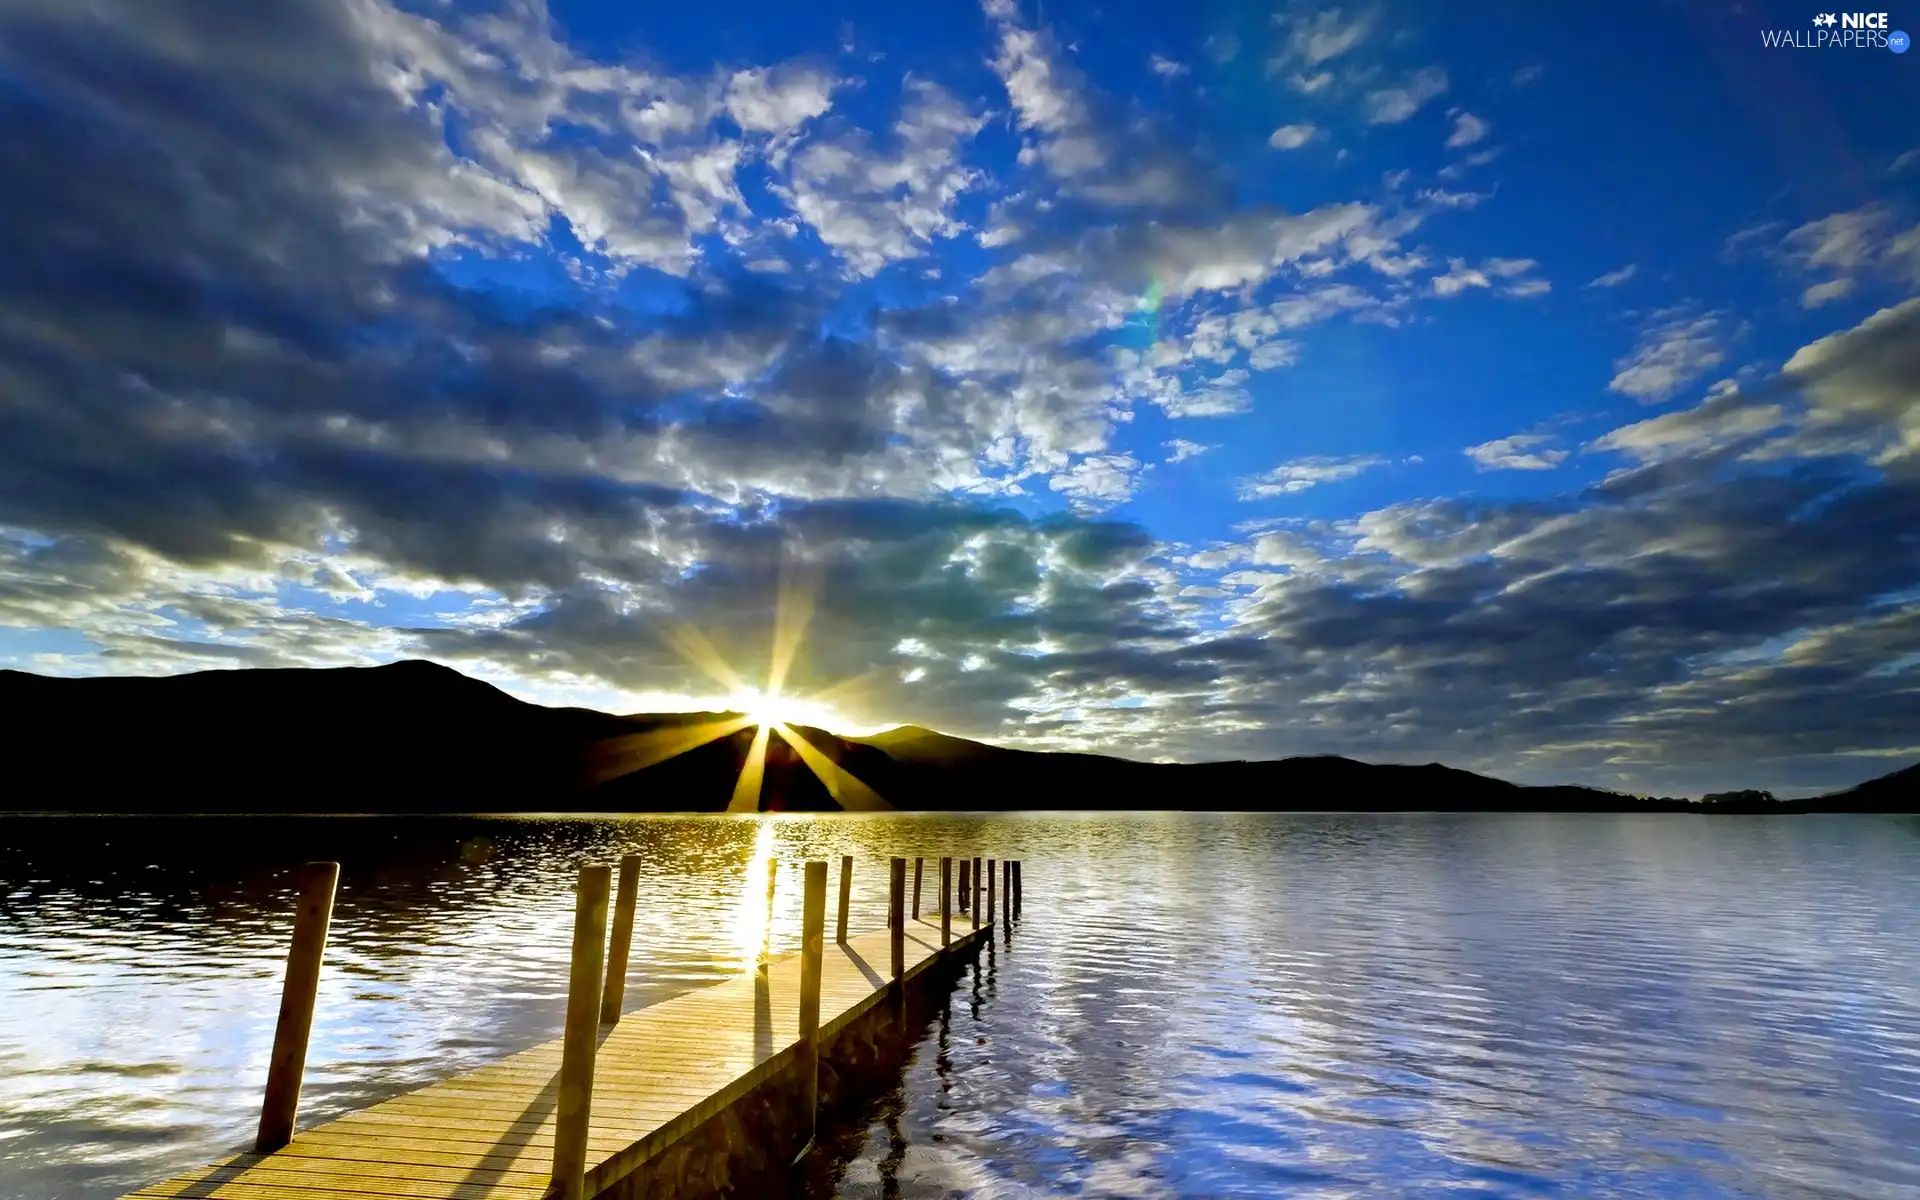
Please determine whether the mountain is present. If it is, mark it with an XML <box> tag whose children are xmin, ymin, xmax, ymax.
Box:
<box><xmin>1820</xmin><ymin>761</ymin><xmax>1920</xmax><ymax>810</ymax></box>
<box><xmin>0</xmin><ymin>662</ymin><xmax>1907</xmax><ymax>813</ymax></box>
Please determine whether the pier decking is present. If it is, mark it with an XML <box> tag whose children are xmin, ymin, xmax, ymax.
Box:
<box><xmin>117</xmin><ymin>855</ymin><xmax>1020</xmax><ymax>1200</ymax></box>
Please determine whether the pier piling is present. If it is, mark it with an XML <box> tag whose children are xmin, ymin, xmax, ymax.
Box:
<box><xmin>940</xmin><ymin>856</ymin><xmax>952</xmax><ymax>949</ymax></box>
<box><xmin>253</xmin><ymin>860</ymin><xmax>339</xmax><ymax>1155</ymax></box>
<box><xmin>889</xmin><ymin>857</ymin><xmax>907</xmax><ymax>981</ymax></box>
<box><xmin>836</xmin><ymin>854</ymin><xmax>853</xmax><ymax>943</ymax></box>
<box><xmin>554</xmin><ymin>863</ymin><xmax>612</xmax><ymax>1200</ymax></box>
<box><xmin>600</xmin><ymin>854</ymin><xmax>641</xmax><ymax>1024</ymax></box>
<box><xmin>797</xmin><ymin>860</ymin><xmax>827</xmax><ymax>1158</ymax></box>
<box><xmin>911</xmin><ymin>856</ymin><xmax>923</xmax><ymax>919</ymax></box>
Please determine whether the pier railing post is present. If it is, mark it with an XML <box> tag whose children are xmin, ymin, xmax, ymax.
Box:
<box><xmin>986</xmin><ymin>857</ymin><xmax>995</xmax><ymax>923</ymax></box>
<box><xmin>971</xmin><ymin>856</ymin><xmax>982</xmax><ymax>930</ymax></box>
<box><xmin>254</xmin><ymin>861</ymin><xmax>339</xmax><ymax>1154</ymax></box>
<box><xmin>889</xmin><ymin>857</ymin><xmax>906</xmax><ymax>981</ymax></box>
<box><xmin>798</xmin><ymin>860</ymin><xmax>827</xmax><ymax>1156</ymax></box>
<box><xmin>553</xmin><ymin>864</ymin><xmax>612</xmax><ymax>1200</ymax></box>
<box><xmin>836</xmin><ymin>854</ymin><xmax>853</xmax><ymax>943</ymax></box>
<box><xmin>939</xmin><ymin>857</ymin><xmax>952</xmax><ymax>949</ymax></box>
<box><xmin>599</xmin><ymin>854</ymin><xmax>641</xmax><ymax>1024</ymax></box>
<box><xmin>911</xmin><ymin>857</ymin><xmax>923</xmax><ymax>919</ymax></box>
<box><xmin>957</xmin><ymin>858</ymin><xmax>969</xmax><ymax>912</ymax></box>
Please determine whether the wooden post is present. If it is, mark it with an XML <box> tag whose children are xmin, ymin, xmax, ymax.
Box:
<box><xmin>986</xmin><ymin>858</ymin><xmax>995</xmax><ymax>923</ymax></box>
<box><xmin>957</xmin><ymin>858</ymin><xmax>969</xmax><ymax>912</ymax></box>
<box><xmin>888</xmin><ymin>857</ymin><xmax>906</xmax><ymax>981</ymax></box>
<box><xmin>939</xmin><ymin>857</ymin><xmax>952</xmax><ymax>949</ymax></box>
<box><xmin>836</xmin><ymin>855</ymin><xmax>853</xmax><ymax>943</ymax></box>
<box><xmin>254</xmin><ymin>861</ymin><xmax>339</xmax><ymax>1154</ymax></box>
<box><xmin>971</xmin><ymin>856</ymin><xmax>982</xmax><ymax>930</ymax></box>
<box><xmin>911</xmin><ymin>857</ymin><xmax>924</xmax><ymax>919</ymax></box>
<box><xmin>1002</xmin><ymin>859</ymin><xmax>1012</xmax><ymax>924</ymax></box>
<box><xmin>553</xmin><ymin>864</ymin><xmax>612</xmax><ymax>1200</ymax></box>
<box><xmin>1012</xmin><ymin>860</ymin><xmax>1022</xmax><ymax>915</ymax></box>
<box><xmin>798</xmin><ymin>861</ymin><xmax>827</xmax><ymax>1153</ymax></box>
<box><xmin>599</xmin><ymin>854</ymin><xmax>641</xmax><ymax>1024</ymax></box>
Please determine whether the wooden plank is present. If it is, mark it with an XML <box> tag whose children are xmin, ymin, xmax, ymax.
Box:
<box><xmin>121</xmin><ymin>918</ymin><xmax>990</xmax><ymax>1200</ymax></box>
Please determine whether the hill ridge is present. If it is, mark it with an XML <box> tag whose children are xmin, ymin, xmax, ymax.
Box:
<box><xmin>0</xmin><ymin>661</ymin><xmax>1910</xmax><ymax>814</ymax></box>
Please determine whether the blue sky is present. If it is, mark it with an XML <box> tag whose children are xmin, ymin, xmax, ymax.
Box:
<box><xmin>0</xmin><ymin>0</ymin><xmax>1915</xmax><ymax>796</ymax></box>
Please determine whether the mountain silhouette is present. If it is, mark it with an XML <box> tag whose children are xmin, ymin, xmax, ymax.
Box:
<box><xmin>0</xmin><ymin>661</ymin><xmax>1909</xmax><ymax>813</ymax></box>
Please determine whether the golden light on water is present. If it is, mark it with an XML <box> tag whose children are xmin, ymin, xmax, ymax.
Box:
<box><xmin>728</xmin><ymin>819</ymin><xmax>780</xmax><ymax>964</ymax></box>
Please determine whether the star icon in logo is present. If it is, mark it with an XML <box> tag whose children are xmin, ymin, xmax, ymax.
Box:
<box><xmin>1813</xmin><ymin>12</ymin><xmax>1837</xmax><ymax>25</ymax></box>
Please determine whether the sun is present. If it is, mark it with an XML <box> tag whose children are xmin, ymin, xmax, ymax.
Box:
<box><xmin>587</xmin><ymin>551</ymin><xmax>896</xmax><ymax>815</ymax></box>
<box><xmin>728</xmin><ymin>687</ymin><xmax>843</xmax><ymax>732</ymax></box>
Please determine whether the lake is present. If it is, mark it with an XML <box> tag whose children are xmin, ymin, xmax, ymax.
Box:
<box><xmin>2</xmin><ymin>812</ymin><xmax>1918</xmax><ymax>1199</ymax></box>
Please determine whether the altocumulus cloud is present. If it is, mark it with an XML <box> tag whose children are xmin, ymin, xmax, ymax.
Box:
<box><xmin>0</xmin><ymin>0</ymin><xmax>1915</xmax><ymax>797</ymax></box>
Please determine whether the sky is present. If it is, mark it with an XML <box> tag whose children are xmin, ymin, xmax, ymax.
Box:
<box><xmin>0</xmin><ymin>0</ymin><xmax>1915</xmax><ymax>798</ymax></box>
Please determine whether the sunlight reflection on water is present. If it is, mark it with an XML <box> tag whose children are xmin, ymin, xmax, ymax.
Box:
<box><xmin>3</xmin><ymin>812</ymin><xmax>1919</xmax><ymax>1199</ymax></box>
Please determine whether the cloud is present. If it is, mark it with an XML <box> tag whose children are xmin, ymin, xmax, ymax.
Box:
<box><xmin>1589</xmin><ymin>389</ymin><xmax>1788</xmax><ymax>464</ymax></box>
<box><xmin>1049</xmin><ymin>454</ymin><xmax>1148</xmax><ymax>508</ymax></box>
<box><xmin>1465</xmin><ymin>434</ymin><xmax>1569</xmax><ymax>471</ymax></box>
<box><xmin>1432</xmin><ymin>261</ymin><xmax>1492</xmax><ymax>296</ymax></box>
<box><xmin>1268</xmin><ymin>124</ymin><xmax>1320</xmax><ymax>151</ymax></box>
<box><xmin>1445</xmin><ymin>112</ymin><xmax>1490</xmax><ymax>148</ymax></box>
<box><xmin>1608</xmin><ymin>311</ymin><xmax>1732</xmax><ymax>402</ymax></box>
<box><xmin>1778</xmin><ymin>297</ymin><xmax>1920</xmax><ymax>464</ymax></box>
<box><xmin>1148</xmin><ymin>53</ymin><xmax>1188</xmax><ymax>78</ymax></box>
<box><xmin>1418</xmin><ymin>187</ymin><xmax>1490</xmax><ymax>210</ymax></box>
<box><xmin>1237</xmin><ymin>455</ymin><xmax>1388</xmax><ymax>499</ymax></box>
<box><xmin>983</xmin><ymin>0</ymin><xmax>1213</xmax><ymax>208</ymax></box>
<box><xmin>1432</xmin><ymin>256</ymin><xmax>1548</xmax><ymax>299</ymax></box>
<box><xmin>1279</xmin><ymin>7</ymin><xmax>1378</xmax><ymax>68</ymax></box>
<box><xmin>1586</xmin><ymin>264</ymin><xmax>1638</xmax><ymax>288</ymax></box>
<box><xmin>1436</xmin><ymin>147</ymin><xmax>1502</xmax><ymax>181</ymax></box>
<box><xmin>1364</xmin><ymin>67</ymin><xmax>1448</xmax><ymax>125</ymax></box>
<box><xmin>1593</xmin><ymin>299</ymin><xmax>1920</xmax><ymax>469</ymax></box>
<box><xmin>1163</xmin><ymin>440</ymin><xmax>1212</xmax><ymax>463</ymax></box>
<box><xmin>996</xmin><ymin>202</ymin><xmax>1381</xmax><ymax>302</ymax></box>
<box><xmin>725</xmin><ymin>64</ymin><xmax>838</xmax><ymax>134</ymax></box>
<box><xmin>1730</xmin><ymin>202</ymin><xmax>1920</xmax><ymax>307</ymax></box>
<box><xmin>775</xmin><ymin>80</ymin><xmax>986</xmax><ymax>276</ymax></box>
<box><xmin>1800</xmin><ymin>278</ymin><xmax>1855</xmax><ymax>308</ymax></box>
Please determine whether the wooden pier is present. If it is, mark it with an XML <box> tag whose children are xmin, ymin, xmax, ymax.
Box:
<box><xmin>119</xmin><ymin>853</ymin><xmax>1021</xmax><ymax>1200</ymax></box>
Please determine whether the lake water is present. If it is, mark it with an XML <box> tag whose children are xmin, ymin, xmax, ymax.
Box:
<box><xmin>2</xmin><ymin>812</ymin><xmax>1918</xmax><ymax>1199</ymax></box>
